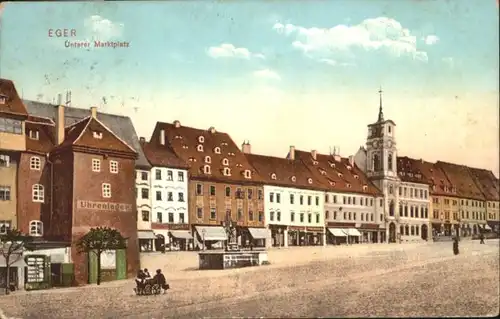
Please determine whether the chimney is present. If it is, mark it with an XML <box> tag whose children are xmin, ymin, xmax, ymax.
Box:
<box><xmin>289</xmin><ymin>145</ymin><xmax>295</xmax><ymax>160</ymax></box>
<box><xmin>348</xmin><ymin>155</ymin><xmax>354</xmax><ymax>166</ymax></box>
<box><xmin>241</xmin><ymin>140</ymin><xmax>251</xmax><ymax>154</ymax></box>
<box><xmin>209</xmin><ymin>126</ymin><xmax>216</xmax><ymax>134</ymax></box>
<box><xmin>173</xmin><ymin>120</ymin><xmax>181</xmax><ymax>128</ymax></box>
<box><xmin>420</xmin><ymin>158</ymin><xmax>424</xmax><ymax>164</ymax></box>
<box><xmin>90</xmin><ymin>106</ymin><xmax>97</xmax><ymax>119</ymax></box>
<box><xmin>159</xmin><ymin>129</ymin><xmax>165</xmax><ymax>145</ymax></box>
<box><xmin>311</xmin><ymin>150</ymin><xmax>317</xmax><ymax>160</ymax></box>
<box><xmin>56</xmin><ymin>103</ymin><xmax>65</xmax><ymax>145</ymax></box>
<box><xmin>139</xmin><ymin>137</ymin><xmax>146</xmax><ymax>143</ymax></box>
<box><xmin>333</xmin><ymin>154</ymin><xmax>341</xmax><ymax>162</ymax></box>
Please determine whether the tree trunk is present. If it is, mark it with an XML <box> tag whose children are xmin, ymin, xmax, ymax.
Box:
<box><xmin>96</xmin><ymin>250</ymin><xmax>101</xmax><ymax>286</ymax></box>
<box><xmin>4</xmin><ymin>261</ymin><xmax>10</xmax><ymax>295</ymax></box>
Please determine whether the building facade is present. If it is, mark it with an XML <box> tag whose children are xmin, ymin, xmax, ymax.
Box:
<box><xmin>468</xmin><ymin>168</ymin><xmax>500</xmax><ymax>233</ymax></box>
<box><xmin>0</xmin><ymin>79</ymin><xmax>29</xmax><ymax>234</ymax></box>
<box><xmin>436</xmin><ymin>161</ymin><xmax>487</xmax><ymax>237</ymax></box>
<box><xmin>395</xmin><ymin>157</ymin><xmax>431</xmax><ymax>242</ymax></box>
<box><xmin>140</xmin><ymin>139</ymin><xmax>191</xmax><ymax>251</ymax></box>
<box><xmin>245</xmin><ymin>146</ymin><xmax>326</xmax><ymax>247</ymax></box>
<box><xmin>295</xmin><ymin>149</ymin><xmax>385</xmax><ymax>244</ymax></box>
<box><xmin>149</xmin><ymin>121</ymin><xmax>268</xmax><ymax>249</ymax></box>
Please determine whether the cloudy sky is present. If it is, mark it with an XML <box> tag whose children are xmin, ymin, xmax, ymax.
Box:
<box><xmin>0</xmin><ymin>1</ymin><xmax>498</xmax><ymax>175</ymax></box>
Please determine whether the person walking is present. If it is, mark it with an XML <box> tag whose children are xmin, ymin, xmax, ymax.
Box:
<box><xmin>453</xmin><ymin>237</ymin><xmax>459</xmax><ymax>255</ymax></box>
<box><xmin>479</xmin><ymin>232</ymin><xmax>485</xmax><ymax>244</ymax></box>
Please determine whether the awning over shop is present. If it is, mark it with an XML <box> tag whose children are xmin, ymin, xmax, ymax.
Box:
<box><xmin>248</xmin><ymin>228</ymin><xmax>271</xmax><ymax>239</ymax></box>
<box><xmin>138</xmin><ymin>230</ymin><xmax>156</xmax><ymax>240</ymax></box>
<box><xmin>195</xmin><ymin>226</ymin><xmax>227</xmax><ymax>241</ymax></box>
<box><xmin>343</xmin><ymin>228</ymin><xmax>362</xmax><ymax>236</ymax></box>
<box><xmin>169</xmin><ymin>230</ymin><xmax>193</xmax><ymax>239</ymax></box>
<box><xmin>484</xmin><ymin>224</ymin><xmax>492</xmax><ymax>231</ymax></box>
<box><xmin>328</xmin><ymin>228</ymin><xmax>347</xmax><ymax>237</ymax></box>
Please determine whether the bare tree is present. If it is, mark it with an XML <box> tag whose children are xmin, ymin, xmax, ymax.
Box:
<box><xmin>0</xmin><ymin>229</ymin><xmax>33</xmax><ymax>295</ymax></box>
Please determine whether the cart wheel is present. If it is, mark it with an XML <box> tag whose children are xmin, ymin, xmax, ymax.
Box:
<box><xmin>153</xmin><ymin>285</ymin><xmax>161</xmax><ymax>295</ymax></box>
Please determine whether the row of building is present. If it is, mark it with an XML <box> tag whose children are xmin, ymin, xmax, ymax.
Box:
<box><xmin>1</xmin><ymin>78</ymin><xmax>499</xmax><ymax>286</ymax></box>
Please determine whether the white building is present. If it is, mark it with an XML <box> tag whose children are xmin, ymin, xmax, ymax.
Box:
<box><xmin>140</xmin><ymin>138</ymin><xmax>191</xmax><ymax>251</ymax></box>
<box><xmin>245</xmin><ymin>147</ymin><xmax>326</xmax><ymax>247</ymax></box>
<box><xmin>354</xmin><ymin>90</ymin><xmax>430</xmax><ymax>243</ymax></box>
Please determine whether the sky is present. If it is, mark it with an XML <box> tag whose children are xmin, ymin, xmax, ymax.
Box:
<box><xmin>0</xmin><ymin>0</ymin><xmax>499</xmax><ymax>176</ymax></box>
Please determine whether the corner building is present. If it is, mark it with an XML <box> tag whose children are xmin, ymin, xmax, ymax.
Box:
<box><xmin>149</xmin><ymin>121</ymin><xmax>268</xmax><ymax>249</ymax></box>
<box><xmin>244</xmin><ymin>145</ymin><xmax>326</xmax><ymax>247</ymax></box>
<box><xmin>468</xmin><ymin>168</ymin><xmax>500</xmax><ymax>233</ymax></box>
<box><xmin>295</xmin><ymin>149</ymin><xmax>385</xmax><ymax>244</ymax></box>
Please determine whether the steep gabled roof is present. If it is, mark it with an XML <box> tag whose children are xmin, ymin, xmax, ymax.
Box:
<box><xmin>436</xmin><ymin>161</ymin><xmax>485</xmax><ymax>201</ymax></box>
<box><xmin>417</xmin><ymin>160</ymin><xmax>456</xmax><ymax>197</ymax></box>
<box><xmin>141</xmin><ymin>140</ymin><xmax>189</xmax><ymax>170</ymax></box>
<box><xmin>467</xmin><ymin>167</ymin><xmax>500</xmax><ymax>201</ymax></box>
<box><xmin>53</xmin><ymin>116</ymin><xmax>137</xmax><ymax>156</ymax></box>
<box><xmin>152</xmin><ymin>121</ymin><xmax>263</xmax><ymax>184</ymax></box>
<box><xmin>397</xmin><ymin>156</ymin><xmax>431</xmax><ymax>185</ymax></box>
<box><xmin>295</xmin><ymin>150</ymin><xmax>382</xmax><ymax>196</ymax></box>
<box><xmin>0</xmin><ymin>78</ymin><xmax>28</xmax><ymax>117</ymax></box>
<box><xmin>23</xmin><ymin>100</ymin><xmax>150</xmax><ymax>168</ymax></box>
<box><xmin>25</xmin><ymin>120</ymin><xmax>55</xmax><ymax>154</ymax></box>
<box><xmin>245</xmin><ymin>153</ymin><xmax>327</xmax><ymax>191</ymax></box>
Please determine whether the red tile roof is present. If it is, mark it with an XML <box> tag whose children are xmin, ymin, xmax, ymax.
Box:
<box><xmin>295</xmin><ymin>150</ymin><xmax>382</xmax><ymax>196</ymax></box>
<box><xmin>26</xmin><ymin>115</ymin><xmax>55</xmax><ymax>126</ymax></box>
<box><xmin>25</xmin><ymin>122</ymin><xmax>55</xmax><ymax>154</ymax></box>
<box><xmin>0</xmin><ymin>78</ymin><xmax>29</xmax><ymax>117</ymax></box>
<box><xmin>53</xmin><ymin>116</ymin><xmax>137</xmax><ymax>156</ymax></box>
<box><xmin>467</xmin><ymin>167</ymin><xmax>500</xmax><ymax>201</ymax></box>
<box><xmin>436</xmin><ymin>161</ymin><xmax>485</xmax><ymax>201</ymax></box>
<box><xmin>140</xmin><ymin>140</ymin><xmax>189</xmax><ymax>170</ymax></box>
<box><xmin>151</xmin><ymin>121</ymin><xmax>262</xmax><ymax>184</ymax></box>
<box><xmin>397</xmin><ymin>156</ymin><xmax>432</xmax><ymax>185</ymax></box>
<box><xmin>245</xmin><ymin>153</ymin><xmax>328</xmax><ymax>191</ymax></box>
<box><xmin>417</xmin><ymin>160</ymin><xmax>456</xmax><ymax>197</ymax></box>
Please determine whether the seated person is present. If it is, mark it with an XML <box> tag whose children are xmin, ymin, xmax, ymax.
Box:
<box><xmin>135</xmin><ymin>270</ymin><xmax>146</xmax><ymax>290</ymax></box>
<box><xmin>153</xmin><ymin>269</ymin><xmax>169</xmax><ymax>293</ymax></box>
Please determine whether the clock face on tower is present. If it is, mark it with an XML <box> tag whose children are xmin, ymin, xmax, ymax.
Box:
<box><xmin>373</xmin><ymin>140</ymin><xmax>379</xmax><ymax>148</ymax></box>
<box><xmin>386</xmin><ymin>140</ymin><xmax>393</xmax><ymax>148</ymax></box>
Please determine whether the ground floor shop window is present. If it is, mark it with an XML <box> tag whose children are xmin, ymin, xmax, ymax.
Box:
<box><xmin>139</xmin><ymin>239</ymin><xmax>154</xmax><ymax>252</ymax></box>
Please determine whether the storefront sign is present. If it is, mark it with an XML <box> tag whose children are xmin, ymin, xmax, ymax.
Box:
<box><xmin>288</xmin><ymin>226</ymin><xmax>305</xmax><ymax>232</ymax></box>
<box><xmin>100</xmin><ymin>250</ymin><xmax>116</xmax><ymax>270</ymax></box>
<box><xmin>306</xmin><ymin>226</ymin><xmax>324</xmax><ymax>233</ymax></box>
<box><xmin>152</xmin><ymin>223</ymin><xmax>190</xmax><ymax>230</ymax></box>
<box><xmin>327</xmin><ymin>222</ymin><xmax>355</xmax><ymax>228</ymax></box>
<box><xmin>77</xmin><ymin>200</ymin><xmax>133</xmax><ymax>213</ymax></box>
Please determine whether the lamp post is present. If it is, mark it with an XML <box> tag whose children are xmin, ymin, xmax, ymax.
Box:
<box><xmin>202</xmin><ymin>229</ymin><xmax>206</xmax><ymax>251</ymax></box>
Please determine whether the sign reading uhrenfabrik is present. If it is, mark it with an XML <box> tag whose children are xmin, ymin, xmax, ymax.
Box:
<box><xmin>77</xmin><ymin>200</ymin><xmax>133</xmax><ymax>213</ymax></box>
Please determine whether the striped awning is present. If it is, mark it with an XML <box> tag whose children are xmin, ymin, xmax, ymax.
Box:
<box><xmin>195</xmin><ymin>226</ymin><xmax>227</xmax><ymax>241</ymax></box>
<box><xmin>328</xmin><ymin>228</ymin><xmax>347</xmax><ymax>237</ymax></box>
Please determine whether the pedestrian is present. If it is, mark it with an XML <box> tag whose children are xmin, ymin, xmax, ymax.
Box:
<box><xmin>453</xmin><ymin>237</ymin><xmax>459</xmax><ymax>255</ymax></box>
<box><xmin>479</xmin><ymin>233</ymin><xmax>485</xmax><ymax>244</ymax></box>
<box><xmin>153</xmin><ymin>269</ymin><xmax>170</xmax><ymax>294</ymax></box>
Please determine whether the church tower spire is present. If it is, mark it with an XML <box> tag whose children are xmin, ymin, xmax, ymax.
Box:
<box><xmin>378</xmin><ymin>86</ymin><xmax>384</xmax><ymax>122</ymax></box>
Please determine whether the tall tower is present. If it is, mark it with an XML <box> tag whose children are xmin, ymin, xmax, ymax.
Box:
<box><xmin>364</xmin><ymin>88</ymin><xmax>400</xmax><ymax>241</ymax></box>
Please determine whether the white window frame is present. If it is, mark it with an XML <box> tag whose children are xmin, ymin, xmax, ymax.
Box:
<box><xmin>198</xmin><ymin>136</ymin><xmax>205</xmax><ymax>143</ymax></box>
<box><xmin>204</xmin><ymin>156</ymin><xmax>211</xmax><ymax>163</ymax></box>
<box><xmin>29</xmin><ymin>220</ymin><xmax>43</xmax><ymax>237</ymax></box>
<box><xmin>30</xmin><ymin>156</ymin><xmax>41</xmax><ymax>170</ymax></box>
<box><xmin>109</xmin><ymin>160</ymin><xmax>118</xmax><ymax>174</ymax></box>
<box><xmin>223</xmin><ymin>167</ymin><xmax>231</xmax><ymax>176</ymax></box>
<box><xmin>244</xmin><ymin>170</ymin><xmax>251</xmax><ymax>179</ymax></box>
<box><xmin>222</xmin><ymin>158</ymin><xmax>229</xmax><ymax>166</ymax></box>
<box><xmin>92</xmin><ymin>159</ymin><xmax>101</xmax><ymax>172</ymax></box>
<box><xmin>308</xmin><ymin>178</ymin><xmax>313</xmax><ymax>184</ymax></box>
<box><xmin>204</xmin><ymin>165</ymin><xmax>211</xmax><ymax>174</ymax></box>
<box><xmin>0</xmin><ymin>154</ymin><xmax>10</xmax><ymax>167</ymax></box>
<box><xmin>93</xmin><ymin>131</ymin><xmax>103</xmax><ymax>139</ymax></box>
<box><xmin>28</xmin><ymin>129</ymin><xmax>39</xmax><ymax>140</ymax></box>
<box><xmin>167</xmin><ymin>170</ymin><xmax>173</xmax><ymax>181</ymax></box>
<box><xmin>214</xmin><ymin>147</ymin><xmax>221</xmax><ymax>154</ymax></box>
<box><xmin>0</xmin><ymin>220</ymin><xmax>12</xmax><ymax>234</ymax></box>
<box><xmin>197</xmin><ymin>144</ymin><xmax>204</xmax><ymax>152</ymax></box>
<box><xmin>271</xmin><ymin>173</ymin><xmax>277</xmax><ymax>180</ymax></box>
<box><xmin>102</xmin><ymin>183</ymin><xmax>112</xmax><ymax>198</ymax></box>
<box><xmin>32</xmin><ymin>184</ymin><xmax>45</xmax><ymax>203</ymax></box>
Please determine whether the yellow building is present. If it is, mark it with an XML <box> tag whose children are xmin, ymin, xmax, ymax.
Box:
<box><xmin>0</xmin><ymin>78</ymin><xmax>29</xmax><ymax>233</ymax></box>
<box><xmin>436</xmin><ymin>161</ymin><xmax>487</xmax><ymax>237</ymax></box>
<box><xmin>468</xmin><ymin>167</ymin><xmax>500</xmax><ymax>233</ymax></box>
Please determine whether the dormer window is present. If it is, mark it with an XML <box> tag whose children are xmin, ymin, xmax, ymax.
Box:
<box><xmin>203</xmin><ymin>165</ymin><xmax>211</xmax><ymax>174</ymax></box>
<box><xmin>197</xmin><ymin>144</ymin><xmax>204</xmax><ymax>152</ymax></box>
<box><xmin>432</xmin><ymin>185</ymin><xmax>436</xmax><ymax>191</ymax></box>
<box><xmin>329</xmin><ymin>162</ymin><xmax>336</xmax><ymax>168</ymax></box>
<box><xmin>204</xmin><ymin>156</ymin><xmax>211</xmax><ymax>163</ymax></box>
<box><xmin>329</xmin><ymin>181</ymin><xmax>336</xmax><ymax>186</ymax></box>
<box><xmin>244</xmin><ymin>170</ymin><xmax>251</xmax><ymax>179</ymax></box>
<box><xmin>223</xmin><ymin>167</ymin><xmax>231</xmax><ymax>176</ymax></box>
<box><xmin>93</xmin><ymin>131</ymin><xmax>103</xmax><ymax>139</ymax></box>
<box><xmin>312</xmin><ymin>160</ymin><xmax>318</xmax><ymax>165</ymax></box>
<box><xmin>222</xmin><ymin>158</ymin><xmax>229</xmax><ymax>166</ymax></box>
<box><xmin>362</xmin><ymin>185</ymin><xmax>368</xmax><ymax>191</ymax></box>
<box><xmin>214</xmin><ymin>147</ymin><xmax>221</xmax><ymax>154</ymax></box>
<box><xmin>189</xmin><ymin>157</ymin><xmax>196</xmax><ymax>162</ymax></box>
<box><xmin>28</xmin><ymin>129</ymin><xmax>39</xmax><ymax>140</ymax></box>
<box><xmin>347</xmin><ymin>165</ymin><xmax>352</xmax><ymax>171</ymax></box>
<box><xmin>347</xmin><ymin>183</ymin><xmax>352</xmax><ymax>188</ymax></box>
<box><xmin>271</xmin><ymin>173</ymin><xmax>277</xmax><ymax>180</ymax></box>
<box><xmin>338</xmin><ymin>173</ymin><xmax>343</xmax><ymax>178</ymax></box>
<box><xmin>0</xmin><ymin>94</ymin><xmax>7</xmax><ymax>104</ymax></box>
<box><xmin>182</xmin><ymin>145</ymin><xmax>188</xmax><ymax>149</ymax></box>
<box><xmin>291</xmin><ymin>176</ymin><xmax>296</xmax><ymax>182</ymax></box>
<box><xmin>198</xmin><ymin>136</ymin><xmax>205</xmax><ymax>143</ymax></box>
<box><xmin>307</xmin><ymin>178</ymin><xmax>313</xmax><ymax>184</ymax></box>
<box><xmin>354</xmin><ymin>175</ymin><xmax>359</xmax><ymax>179</ymax></box>
<box><xmin>319</xmin><ymin>169</ymin><xmax>326</xmax><ymax>175</ymax></box>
